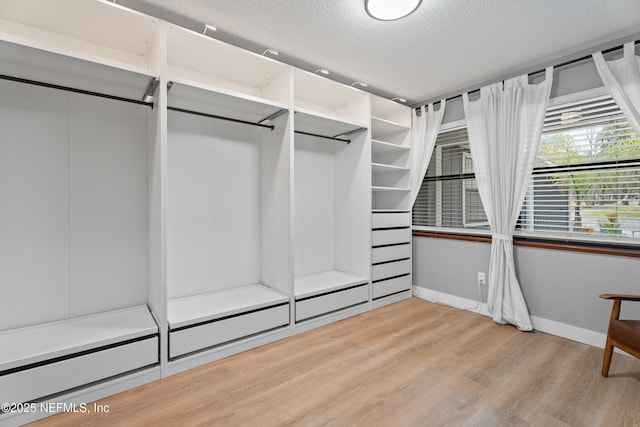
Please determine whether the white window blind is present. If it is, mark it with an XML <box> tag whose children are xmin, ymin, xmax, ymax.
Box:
<box><xmin>517</xmin><ymin>94</ymin><xmax>640</xmax><ymax>239</ymax></box>
<box><xmin>412</xmin><ymin>127</ymin><xmax>488</xmax><ymax>229</ymax></box>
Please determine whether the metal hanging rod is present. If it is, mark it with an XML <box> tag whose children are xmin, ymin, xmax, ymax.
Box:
<box><xmin>258</xmin><ymin>108</ymin><xmax>289</xmax><ymax>124</ymax></box>
<box><xmin>168</xmin><ymin>106</ymin><xmax>275</xmax><ymax>130</ymax></box>
<box><xmin>0</xmin><ymin>74</ymin><xmax>154</xmax><ymax>108</ymax></box>
<box><xmin>333</xmin><ymin>127</ymin><xmax>367</xmax><ymax>139</ymax></box>
<box><xmin>294</xmin><ymin>130</ymin><xmax>350</xmax><ymax>144</ymax></box>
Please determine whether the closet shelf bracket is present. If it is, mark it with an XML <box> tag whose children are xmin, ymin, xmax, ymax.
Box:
<box><xmin>167</xmin><ymin>106</ymin><xmax>276</xmax><ymax>130</ymax></box>
<box><xmin>294</xmin><ymin>130</ymin><xmax>351</xmax><ymax>144</ymax></box>
<box><xmin>258</xmin><ymin>108</ymin><xmax>289</xmax><ymax>124</ymax></box>
<box><xmin>141</xmin><ymin>77</ymin><xmax>160</xmax><ymax>105</ymax></box>
<box><xmin>333</xmin><ymin>127</ymin><xmax>367</xmax><ymax>139</ymax></box>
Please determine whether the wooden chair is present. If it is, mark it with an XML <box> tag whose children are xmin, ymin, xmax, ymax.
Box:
<box><xmin>600</xmin><ymin>294</ymin><xmax>640</xmax><ymax>376</ymax></box>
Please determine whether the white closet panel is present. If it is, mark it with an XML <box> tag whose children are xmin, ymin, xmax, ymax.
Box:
<box><xmin>168</xmin><ymin>111</ymin><xmax>263</xmax><ymax>298</ymax></box>
<box><xmin>294</xmin><ymin>133</ymin><xmax>336</xmax><ymax>276</ymax></box>
<box><xmin>167</xmin><ymin>112</ymin><xmax>215</xmax><ymax>299</ymax></box>
<box><xmin>211</xmin><ymin>120</ymin><xmax>262</xmax><ymax>289</ymax></box>
<box><xmin>0</xmin><ymin>81</ymin><xmax>69</xmax><ymax>330</ymax></box>
<box><xmin>69</xmin><ymin>95</ymin><xmax>149</xmax><ymax>317</ymax></box>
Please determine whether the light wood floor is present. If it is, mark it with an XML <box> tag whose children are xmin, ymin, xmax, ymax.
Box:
<box><xmin>30</xmin><ymin>298</ymin><xmax>640</xmax><ymax>427</ymax></box>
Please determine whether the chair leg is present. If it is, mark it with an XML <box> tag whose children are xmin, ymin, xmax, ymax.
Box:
<box><xmin>602</xmin><ymin>337</ymin><xmax>614</xmax><ymax>377</ymax></box>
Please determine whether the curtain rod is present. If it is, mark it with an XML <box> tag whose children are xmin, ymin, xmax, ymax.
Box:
<box><xmin>168</xmin><ymin>106</ymin><xmax>275</xmax><ymax>130</ymax></box>
<box><xmin>0</xmin><ymin>74</ymin><xmax>155</xmax><ymax>108</ymax></box>
<box><xmin>433</xmin><ymin>39</ymin><xmax>640</xmax><ymax>105</ymax></box>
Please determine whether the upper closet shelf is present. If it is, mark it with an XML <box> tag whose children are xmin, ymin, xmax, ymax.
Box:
<box><xmin>167</xmin><ymin>284</ymin><xmax>289</xmax><ymax>330</ymax></box>
<box><xmin>0</xmin><ymin>0</ymin><xmax>160</xmax><ymax>76</ymax></box>
<box><xmin>372</xmin><ymin>186</ymin><xmax>410</xmax><ymax>192</ymax></box>
<box><xmin>295</xmin><ymin>270</ymin><xmax>369</xmax><ymax>299</ymax></box>
<box><xmin>0</xmin><ymin>305</ymin><xmax>158</xmax><ymax>372</ymax></box>
<box><xmin>168</xmin><ymin>81</ymin><xmax>289</xmax><ymax>127</ymax></box>
<box><xmin>167</xmin><ymin>25</ymin><xmax>290</xmax><ymax>108</ymax></box>
<box><xmin>295</xmin><ymin>108</ymin><xmax>367</xmax><ymax>142</ymax></box>
<box><xmin>372</xmin><ymin>117</ymin><xmax>410</xmax><ymax>136</ymax></box>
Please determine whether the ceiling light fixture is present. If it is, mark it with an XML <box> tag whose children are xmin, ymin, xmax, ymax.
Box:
<box><xmin>392</xmin><ymin>97</ymin><xmax>407</xmax><ymax>103</ymax></box>
<box><xmin>262</xmin><ymin>48</ymin><xmax>279</xmax><ymax>56</ymax></box>
<box><xmin>364</xmin><ymin>0</ymin><xmax>422</xmax><ymax>21</ymax></box>
<box><xmin>314</xmin><ymin>68</ymin><xmax>330</xmax><ymax>75</ymax></box>
<box><xmin>350</xmin><ymin>81</ymin><xmax>368</xmax><ymax>88</ymax></box>
<box><xmin>203</xmin><ymin>24</ymin><xmax>217</xmax><ymax>35</ymax></box>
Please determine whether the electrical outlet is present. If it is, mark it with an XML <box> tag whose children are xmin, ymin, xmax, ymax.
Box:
<box><xmin>477</xmin><ymin>272</ymin><xmax>486</xmax><ymax>285</ymax></box>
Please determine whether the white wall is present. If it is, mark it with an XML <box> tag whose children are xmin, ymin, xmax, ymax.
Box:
<box><xmin>413</xmin><ymin>236</ymin><xmax>640</xmax><ymax>335</ymax></box>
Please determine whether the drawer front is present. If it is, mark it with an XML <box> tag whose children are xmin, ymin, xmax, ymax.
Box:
<box><xmin>372</xmin><ymin>243</ymin><xmax>411</xmax><ymax>264</ymax></box>
<box><xmin>372</xmin><ymin>212</ymin><xmax>411</xmax><ymax>229</ymax></box>
<box><xmin>296</xmin><ymin>285</ymin><xmax>368</xmax><ymax>322</ymax></box>
<box><xmin>372</xmin><ymin>228</ymin><xmax>411</xmax><ymax>246</ymax></box>
<box><xmin>372</xmin><ymin>259</ymin><xmax>412</xmax><ymax>281</ymax></box>
<box><xmin>170</xmin><ymin>304</ymin><xmax>289</xmax><ymax>359</ymax></box>
<box><xmin>373</xmin><ymin>275</ymin><xmax>411</xmax><ymax>299</ymax></box>
<box><xmin>0</xmin><ymin>337</ymin><xmax>158</xmax><ymax>404</ymax></box>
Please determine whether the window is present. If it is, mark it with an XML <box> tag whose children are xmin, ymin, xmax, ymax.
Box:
<box><xmin>412</xmin><ymin>127</ymin><xmax>488</xmax><ymax>229</ymax></box>
<box><xmin>517</xmin><ymin>94</ymin><xmax>640</xmax><ymax>240</ymax></box>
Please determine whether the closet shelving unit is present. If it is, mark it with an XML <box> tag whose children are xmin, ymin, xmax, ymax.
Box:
<box><xmin>370</xmin><ymin>96</ymin><xmax>413</xmax><ymax>307</ymax></box>
<box><xmin>165</xmin><ymin>25</ymin><xmax>292</xmax><ymax>373</ymax></box>
<box><xmin>293</xmin><ymin>70</ymin><xmax>371</xmax><ymax>331</ymax></box>
<box><xmin>0</xmin><ymin>1</ymin><xmax>163</xmax><ymax>424</ymax></box>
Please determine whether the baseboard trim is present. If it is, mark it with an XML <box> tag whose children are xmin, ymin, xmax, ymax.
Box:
<box><xmin>412</xmin><ymin>285</ymin><xmax>612</xmax><ymax>351</ymax></box>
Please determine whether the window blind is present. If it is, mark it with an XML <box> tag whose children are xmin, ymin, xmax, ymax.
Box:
<box><xmin>517</xmin><ymin>94</ymin><xmax>640</xmax><ymax>239</ymax></box>
<box><xmin>412</xmin><ymin>127</ymin><xmax>488</xmax><ymax>229</ymax></box>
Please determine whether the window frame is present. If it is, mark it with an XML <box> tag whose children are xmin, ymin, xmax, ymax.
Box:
<box><xmin>412</xmin><ymin>87</ymin><xmax>640</xmax><ymax>253</ymax></box>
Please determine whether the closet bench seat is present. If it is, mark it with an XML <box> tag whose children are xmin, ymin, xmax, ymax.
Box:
<box><xmin>294</xmin><ymin>270</ymin><xmax>369</xmax><ymax>322</ymax></box>
<box><xmin>167</xmin><ymin>284</ymin><xmax>289</xmax><ymax>359</ymax></box>
<box><xmin>0</xmin><ymin>305</ymin><xmax>159</xmax><ymax>405</ymax></box>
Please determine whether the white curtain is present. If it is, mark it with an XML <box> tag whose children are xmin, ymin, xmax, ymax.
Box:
<box><xmin>462</xmin><ymin>68</ymin><xmax>553</xmax><ymax>331</ymax></box>
<box><xmin>593</xmin><ymin>42</ymin><xmax>640</xmax><ymax>136</ymax></box>
<box><xmin>410</xmin><ymin>101</ymin><xmax>446</xmax><ymax>205</ymax></box>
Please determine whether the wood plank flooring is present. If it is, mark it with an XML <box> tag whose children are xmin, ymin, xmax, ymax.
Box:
<box><xmin>29</xmin><ymin>298</ymin><xmax>640</xmax><ymax>426</ymax></box>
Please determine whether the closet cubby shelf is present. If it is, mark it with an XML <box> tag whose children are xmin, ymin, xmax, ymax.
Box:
<box><xmin>372</xmin><ymin>162</ymin><xmax>410</xmax><ymax>173</ymax></box>
<box><xmin>372</xmin><ymin>186</ymin><xmax>411</xmax><ymax>192</ymax></box>
<box><xmin>294</xmin><ymin>270</ymin><xmax>369</xmax><ymax>299</ymax></box>
<box><xmin>0</xmin><ymin>0</ymin><xmax>159</xmax><ymax>76</ymax></box>
<box><xmin>167</xmin><ymin>285</ymin><xmax>289</xmax><ymax>330</ymax></box>
<box><xmin>372</xmin><ymin>116</ymin><xmax>410</xmax><ymax>136</ymax></box>
<box><xmin>372</xmin><ymin>139</ymin><xmax>411</xmax><ymax>154</ymax></box>
<box><xmin>0</xmin><ymin>305</ymin><xmax>158</xmax><ymax>373</ymax></box>
<box><xmin>372</xmin><ymin>209</ymin><xmax>411</xmax><ymax>213</ymax></box>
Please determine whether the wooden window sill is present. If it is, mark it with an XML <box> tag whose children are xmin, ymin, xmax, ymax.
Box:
<box><xmin>412</xmin><ymin>230</ymin><xmax>640</xmax><ymax>258</ymax></box>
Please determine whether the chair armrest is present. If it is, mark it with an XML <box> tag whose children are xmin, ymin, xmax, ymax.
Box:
<box><xmin>599</xmin><ymin>294</ymin><xmax>640</xmax><ymax>302</ymax></box>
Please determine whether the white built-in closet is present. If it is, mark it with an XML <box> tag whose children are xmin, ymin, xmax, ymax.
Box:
<box><xmin>370</xmin><ymin>97</ymin><xmax>413</xmax><ymax>303</ymax></box>
<box><xmin>0</xmin><ymin>1</ymin><xmax>412</xmax><ymax>424</ymax></box>
<box><xmin>165</xmin><ymin>25</ymin><xmax>292</xmax><ymax>371</ymax></box>
<box><xmin>0</xmin><ymin>0</ymin><xmax>163</xmax><ymax>420</ymax></box>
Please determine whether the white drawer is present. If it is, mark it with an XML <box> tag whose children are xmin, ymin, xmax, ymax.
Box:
<box><xmin>372</xmin><ymin>259</ymin><xmax>412</xmax><ymax>281</ymax></box>
<box><xmin>372</xmin><ymin>212</ymin><xmax>411</xmax><ymax>229</ymax></box>
<box><xmin>169</xmin><ymin>304</ymin><xmax>289</xmax><ymax>359</ymax></box>
<box><xmin>296</xmin><ymin>284</ymin><xmax>368</xmax><ymax>322</ymax></box>
<box><xmin>0</xmin><ymin>337</ymin><xmax>158</xmax><ymax>404</ymax></box>
<box><xmin>373</xmin><ymin>275</ymin><xmax>411</xmax><ymax>299</ymax></box>
<box><xmin>372</xmin><ymin>243</ymin><xmax>411</xmax><ymax>264</ymax></box>
<box><xmin>372</xmin><ymin>228</ymin><xmax>411</xmax><ymax>246</ymax></box>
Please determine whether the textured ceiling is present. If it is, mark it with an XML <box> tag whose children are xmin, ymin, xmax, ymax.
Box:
<box><xmin>120</xmin><ymin>0</ymin><xmax>640</xmax><ymax>105</ymax></box>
